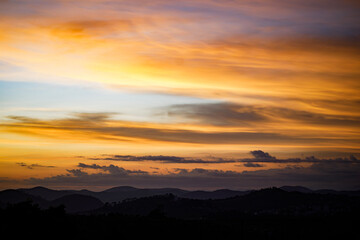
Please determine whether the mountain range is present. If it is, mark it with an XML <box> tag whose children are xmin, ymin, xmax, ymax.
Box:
<box><xmin>1</xmin><ymin>185</ymin><xmax>359</xmax><ymax>214</ymax></box>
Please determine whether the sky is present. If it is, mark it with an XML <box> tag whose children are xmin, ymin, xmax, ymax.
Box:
<box><xmin>0</xmin><ymin>0</ymin><xmax>359</xmax><ymax>191</ymax></box>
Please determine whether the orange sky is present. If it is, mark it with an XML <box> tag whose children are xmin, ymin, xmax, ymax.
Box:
<box><xmin>0</xmin><ymin>0</ymin><xmax>359</xmax><ymax>190</ymax></box>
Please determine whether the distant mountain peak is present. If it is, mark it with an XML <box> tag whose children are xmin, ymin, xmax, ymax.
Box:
<box><xmin>19</xmin><ymin>186</ymin><xmax>52</xmax><ymax>191</ymax></box>
<box><xmin>280</xmin><ymin>186</ymin><xmax>313</xmax><ymax>193</ymax></box>
<box><xmin>30</xmin><ymin>186</ymin><xmax>49</xmax><ymax>190</ymax></box>
<box><xmin>102</xmin><ymin>186</ymin><xmax>139</xmax><ymax>193</ymax></box>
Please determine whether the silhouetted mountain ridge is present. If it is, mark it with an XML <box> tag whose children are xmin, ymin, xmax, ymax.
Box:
<box><xmin>0</xmin><ymin>189</ymin><xmax>48</xmax><ymax>208</ymax></box>
<box><xmin>93</xmin><ymin>187</ymin><xmax>360</xmax><ymax>219</ymax></box>
<box><xmin>103</xmin><ymin>186</ymin><xmax>139</xmax><ymax>193</ymax></box>
<box><xmin>279</xmin><ymin>186</ymin><xmax>313</xmax><ymax>193</ymax></box>
<box><xmin>16</xmin><ymin>185</ymin><xmax>250</xmax><ymax>202</ymax></box>
<box><xmin>18</xmin><ymin>186</ymin><xmax>75</xmax><ymax>201</ymax></box>
<box><xmin>0</xmin><ymin>189</ymin><xmax>104</xmax><ymax>213</ymax></box>
<box><xmin>51</xmin><ymin>194</ymin><xmax>103</xmax><ymax>213</ymax></box>
<box><xmin>17</xmin><ymin>185</ymin><xmax>360</xmax><ymax>203</ymax></box>
<box><xmin>2</xmin><ymin>194</ymin><xmax>358</xmax><ymax>239</ymax></box>
<box><xmin>1</xmin><ymin>186</ymin><xmax>360</xmax><ymax>215</ymax></box>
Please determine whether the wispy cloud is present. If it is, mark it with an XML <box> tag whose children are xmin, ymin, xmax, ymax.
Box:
<box><xmin>89</xmin><ymin>155</ymin><xmax>236</xmax><ymax>164</ymax></box>
<box><xmin>1</xmin><ymin>0</ymin><xmax>360</xmax><ymax>190</ymax></box>
<box><xmin>243</xmin><ymin>162</ymin><xmax>264</xmax><ymax>168</ymax></box>
<box><xmin>165</xmin><ymin>102</ymin><xmax>360</xmax><ymax>128</ymax></box>
<box><xmin>2</xmin><ymin>113</ymin><xmax>358</xmax><ymax>147</ymax></box>
<box><xmin>21</xmin><ymin>157</ymin><xmax>360</xmax><ymax>190</ymax></box>
<box><xmin>16</xmin><ymin>162</ymin><xmax>55</xmax><ymax>169</ymax></box>
<box><xmin>76</xmin><ymin>163</ymin><xmax>148</xmax><ymax>175</ymax></box>
<box><xmin>1</xmin><ymin>0</ymin><xmax>359</xmax><ymax>103</ymax></box>
<box><xmin>87</xmin><ymin>150</ymin><xmax>359</xmax><ymax>166</ymax></box>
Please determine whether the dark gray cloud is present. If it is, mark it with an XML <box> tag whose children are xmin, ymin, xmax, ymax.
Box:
<box><xmin>15</xmin><ymin>150</ymin><xmax>359</xmax><ymax>190</ymax></box>
<box><xmin>164</xmin><ymin>102</ymin><xmax>360</xmax><ymax>128</ymax></box>
<box><xmin>166</xmin><ymin>102</ymin><xmax>265</xmax><ymax>126</ymax></box>
<box><xmin>5</xmin><ymin>113</ymin><xmax>351</xmax><ymax>145</ymax></box>
<box><xmin>77</xmin><ymin>163</ymin><xmax>148</xmax><ymax>175</ymax></box>
<box><xmin>243</xmin><ymin>162</ymin><xmax>264</xmax><ymax>168</ymax></box>
<box><xmin>244</xmin><ymin>150</ymin><xmax>359</xmax><ymax>164</ymax></box>
<box><xmin>87</xmin><ymin>150</ymin><xmax>359</xmax><ymax>165</ymax></box>
<box><xmin>16</xmin><ymin>162</ymin><xmax>55</xmax><ymax>169</ymax></box>
<box><xmin>66</xmin><ymin>169</ymin><xmax>88</xmax><ymax>177</ymax></box>
<box><xmin>71</xmin><ymin>112</ymin><xmax>118</xmax><ymax>122</ymax></box>
<box><xmin>90</xmin><ymin>155</ymin><xmax>237</xmax><ymax>164</ymax></box>
<box><xmin>250</xmin><ymin>150</ymin><xmax>276</xmax><ymax>160</ymax></box>
<box><xmin>22</xmin><ymin>159</ymin><xmax>360</xmax><ymax>190</ymax></box>
<box><xmin>90</xmin><ymin>125</ymin><xmax>309</xmax><ymax>145</ymax></box>
<box><xmin>173</xmin><ymin>168</ymin><xmax>241</xmax><ymax>177</ymax></box>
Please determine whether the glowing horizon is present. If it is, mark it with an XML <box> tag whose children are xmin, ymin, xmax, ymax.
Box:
<box><xmin>0</xmin><ymin>0</ymin><xmax>359</xmax><ymax>190</ymax></box>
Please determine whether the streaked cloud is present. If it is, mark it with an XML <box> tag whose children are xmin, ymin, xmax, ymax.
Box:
<box><xmin>87</xmin><ymin>150</ymin><xmax>359</xmax><ymax>165</ymax></box>
<box><xmin>90</xmin><ymin>154</ymin><xmax>236</xmax><ymax>164</ymax></box>
<box><xmin>20</xmin><ymin>158</ymin><xmax>360</xmax><ymax>190</ymax></box>
<box><xmin>243</xmin><ymin>162</ymin><xmax>264</xmax><ymax>168</ymax></box>
<box><xmin>77</xmin><ymin>163</ymin><xmax>148</xmax><ymax>175</ymax></box>
<box><xmin>1</xmin><ymin>0</ymin><xmax>359</xmax><ymax>102</ymax></box>
<box><xmin>0</xmin><ymin>0</ymin><xmax>359</xmax><ymax>190</ymax></box>
<box><xmin>2</xmin><ymin>113</ymin><xmax>358</xmax><ymax>146</ymax></box>
<box><xmin>16</xmin><ymin>162</ymin><xmax>56</xmax><ymax>169</ymax></box>
<box><xmin>165</xmin><ymin>102</ymin><xmax>360</xmax><ymax>127</ymax></box>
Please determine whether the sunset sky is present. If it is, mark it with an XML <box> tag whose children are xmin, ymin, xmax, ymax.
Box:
<box><xmin>0</xmin><ymin>0</ymin><xmax>359</xmax><ymax>191</ymax></box>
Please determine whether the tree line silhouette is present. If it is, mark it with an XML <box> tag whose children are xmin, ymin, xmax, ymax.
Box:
<box><xmin>1</xmin><ymin>187</ymin><xmax>359</xmax><ymax>239</ymax></box>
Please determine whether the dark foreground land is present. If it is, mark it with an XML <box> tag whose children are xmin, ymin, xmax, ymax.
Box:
<box><xmin>1</xmin><ymin>187</ymin><xmax>359</xmax><ymax>239</ymax></box>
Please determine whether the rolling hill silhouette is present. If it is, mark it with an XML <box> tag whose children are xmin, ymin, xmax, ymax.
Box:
<box><xmin>1</xmin><ymin>186</ymin><xmax>359</xmax><ymax>239</ymax></box>
<box><xmin>2</xmin><ymin>185</ymin><xmax>359</xmax><ymax>216</ymax></box>
<box><xmin>18</xmin><ymin>186</ymin><xmax>75</xmax><ymax>201</ymax></box>
<box><xmin>15</xmin><ymin>185</ymin><xmax>249</xmax><ymax>203</ymax></box>
<box><xmin>13</xmin><ymin>185</ymin><xmax>360</xmax><ymax>203</ymax></box>
<box><xmin>51</xmin><ymin>194</ymin><xmax>103</xmax><ymax>213</ymax></box>
<box><xmin>0</xmin><ymin>189</ymin><xmax>48</xmax><ymax>208</ymax></box>
<box><xmin>0</xmin><ymin>189</ymin><xmax>103</xmax><ymax>213</ymax></box>
<box><xmin>93</xmin><ymin>187</ymin><xmax>360</xmax><ymax>218</ymax></box>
